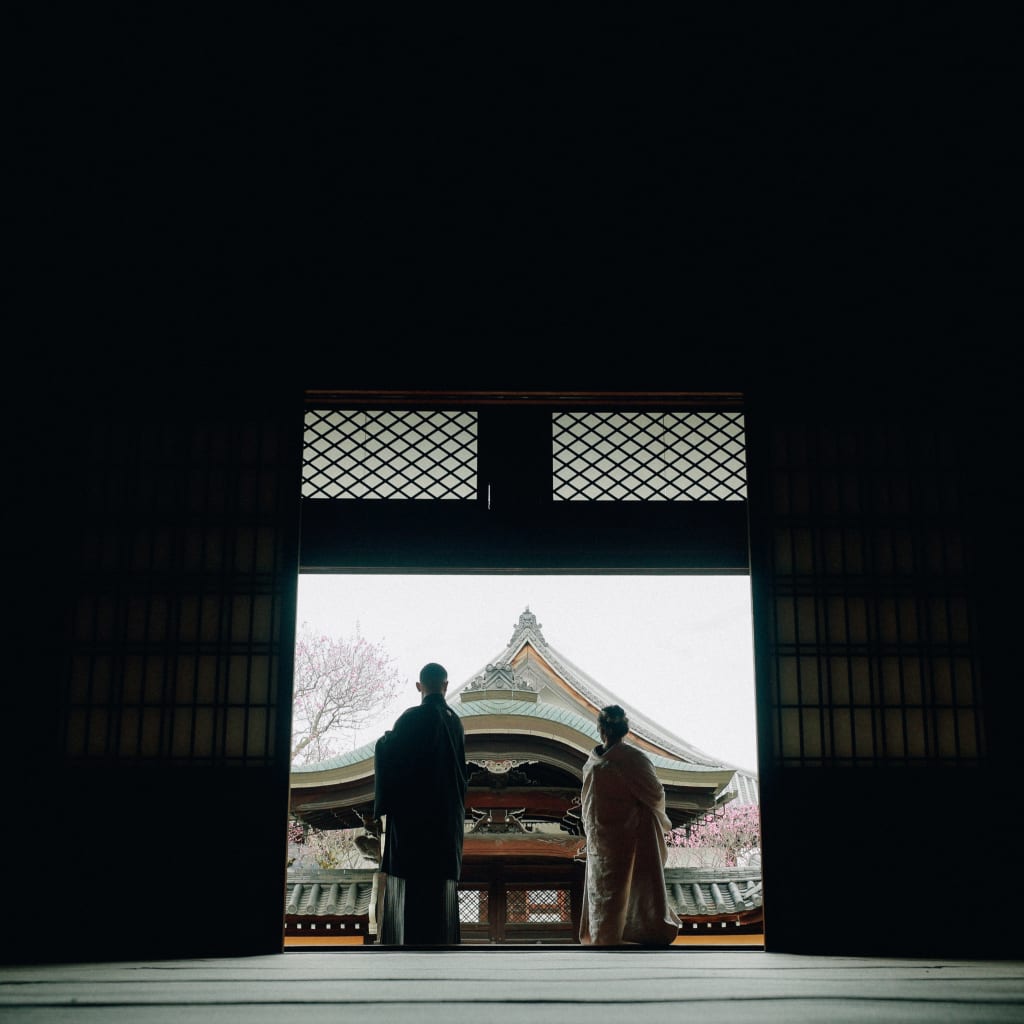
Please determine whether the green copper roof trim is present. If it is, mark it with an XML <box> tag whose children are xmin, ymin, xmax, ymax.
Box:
<box><xmin>292</xmin><ymin>742</ymin><xmax>377</xmax><ymax>773</ymax></box>
<box><xmin>294</xmin><ymin>698</ymin><xmax>730</xmax><ymax>775</ymax></box>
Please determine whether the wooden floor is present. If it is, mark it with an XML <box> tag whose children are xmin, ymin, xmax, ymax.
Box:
<box><xmin>3</xmin><ymin>948</ymin><xmax>1024</xmax><ymax>1023</ymax></box>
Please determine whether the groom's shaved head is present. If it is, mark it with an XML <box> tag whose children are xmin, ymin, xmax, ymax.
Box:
<box><xmin>419</xmin><ymin>662</ymin><xmax>448</xmax><ymax>693</ymax></box>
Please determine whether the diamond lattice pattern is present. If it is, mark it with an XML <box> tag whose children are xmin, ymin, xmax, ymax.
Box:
<box><xmin>303</xmin><ymin>409</ymin><xmax>477</xmax><ymax>499</ymax></box>
<box><xmin>552</xmin><ymin>411</ymin><xmax>746</xmax><ymax>501</ymax></box>
<box><xmin>505</xmin><ymin>888</ymin><xmax>572</xmax><ymax>924</ymax></box>
<box><xmin>458</xmin><ymin>888</ymin><xmax>489</xmax><ymax>924</ymax></box>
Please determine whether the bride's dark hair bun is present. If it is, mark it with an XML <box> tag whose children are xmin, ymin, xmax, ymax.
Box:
<box><xmin>598</xmin><ymin>704</ymin><xmax>629</xmax><ymax>741</ymax></box>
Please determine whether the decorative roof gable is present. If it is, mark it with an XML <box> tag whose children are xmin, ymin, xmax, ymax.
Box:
<box><xmin>464</xmin><ymin>660</ymin><xmax>537</xmax><ymax>696</ymax></box>
<box><xmin>507</xmin><ymin>606</ymin><xmax>549</xmax><ymax>650</ymax></box>
<box><xmin>450</xmin><ymin>606</ymin><xmax>758</xmax><ymax>805</ymax></box>
<box><xmin>455</xmin><ymin>608</ymin><xmax>725</xmax><ymax>766</ymax></box>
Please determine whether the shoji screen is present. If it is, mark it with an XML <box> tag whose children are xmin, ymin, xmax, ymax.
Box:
<box><xmin>62</xmin><ymin>408</ymin><xmax>302</xmax><ymax>767</ymax></box>
<box><xmin>749</xmin><ymin>414</ymin><xmax>984</xmax><ymax>769</ymax></box>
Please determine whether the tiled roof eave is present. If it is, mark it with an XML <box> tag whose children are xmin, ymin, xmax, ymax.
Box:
<box><xmin>281</xmin><ymin>866</ymin><xmax>764</xmax><ymax>923</ymax></box>
<box><xmin>285</xmin><ymin>869</ymin><xmax>377</xmax><ymax>918</ymax></box>
<box><xmin>290</xmin><ymin>710</ymin><xmax>742</xmax><ymax>795</ymax></box>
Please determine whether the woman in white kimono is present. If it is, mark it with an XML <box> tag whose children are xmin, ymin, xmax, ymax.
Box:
<box><xmin>579</xmin><ymin>705</ymin><xmax>681</xmax><ymax>946</ymax></box>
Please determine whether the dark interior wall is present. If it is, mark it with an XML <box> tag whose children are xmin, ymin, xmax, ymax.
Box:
<box><xmin>746</xmin><ymin>388</ymin><xmax>1020</xmax><ymax>958</ymax></box>
<box><xmin>3</xmin><ymin>386</ymin><xmax>303</xmax><ymax>964</ymax></box>
<box><xmin>758</xmin><ymin>770</ymin><xmax>1013</xmax><ymax>957</ymax></box>
<box><xmin>9</xmin><ymin>23</ymin><xmax>1015</xmax><ymax>963</ymax></box>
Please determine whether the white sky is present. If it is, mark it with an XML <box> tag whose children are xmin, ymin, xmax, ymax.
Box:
<box><xmin>295</xmin><ymin>573</ymin><xmax>759</xmax><ymax>772</ymax></box>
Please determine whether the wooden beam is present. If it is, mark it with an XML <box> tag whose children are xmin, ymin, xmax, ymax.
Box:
<box><xmin>463</xmin><ymin>834</ymin><xmax>584</xmax><ymax>858</ymax></box>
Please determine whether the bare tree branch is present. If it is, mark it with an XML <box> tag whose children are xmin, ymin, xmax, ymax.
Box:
<box><xmin>291</xmin><ymin>621</ymin><xmax>403</xmax><ymax>765</ymax></box>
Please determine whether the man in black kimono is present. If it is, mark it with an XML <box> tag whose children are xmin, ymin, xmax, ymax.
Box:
<box><xmin>373</xmin><ymin>662</ymin><xmax>469</xmax><ymax>945</ymax></box>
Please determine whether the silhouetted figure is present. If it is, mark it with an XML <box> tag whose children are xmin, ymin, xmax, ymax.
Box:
<box><xmin>373</xmin><ymin>662</ymin><xmax>469</xmax><ymax>944</ymax></box>
<box><xmin>579</xmin><ymin>704</ymin><xmax>681</xmax><ymax>946</ymax></box>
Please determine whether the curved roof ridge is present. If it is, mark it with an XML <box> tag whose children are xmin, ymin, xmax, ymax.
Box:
<box><xmin>541</xmin><ymin>643</ymin><xmax>727</xmax><ymax>767</ymax></box>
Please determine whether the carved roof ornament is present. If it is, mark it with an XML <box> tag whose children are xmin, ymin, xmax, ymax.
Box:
<box><xmin>467</xmin><ymin>758</ymin><xmax>536</xmax><ymax>787</ymax></box>
<box><xmin>508</xmin><ymin>606</ymin><xmax>549</xmax><ymax>650</ymax></box>
<box><xmin>469</xmin><ymin>807</ymin><xmax>530</xmax><ymax>834</ymax></box>
<box><xmin>464</xmin><ymin>661</ymin><xmax>536</xmax><ymax>692</ymax></box>
<box><xmin>470</xmin><ymin>759</ymin><xmax>536</xmax><ymax>775</ymax></box>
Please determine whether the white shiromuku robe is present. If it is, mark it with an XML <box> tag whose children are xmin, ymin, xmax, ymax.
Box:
<box><xmin>579</xmin><ymin>740</ymin><xmax>682</xmax><ymax>946</ymax></box>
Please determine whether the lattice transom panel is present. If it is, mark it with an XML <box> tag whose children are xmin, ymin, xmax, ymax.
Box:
<box><xmin>303</xmin><ymin>409</ymin><xmax>477</xmax><ymax>499</ymax></box>
<box><xmin>552</xmin><ymin>412</ymin><xmax>746</xmax><ymax>501</ymax></box>
<box><xmin>506</xmin><ymin>888</ymin><xmax>572</xmax><ymax>924</ymax></box>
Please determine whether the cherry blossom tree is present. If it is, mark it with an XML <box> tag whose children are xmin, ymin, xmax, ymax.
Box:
<box><xmin>288</xmin><ymin>823</ymin><xmax>372</xmax><ymax>869</ymax></box>
<box><xmin>290</xmin><ymin>621</ymin><xmax>402</xmax><ymax>766</ymax></box>
<box><xmin>668</xmin><ymin>802</ymin><xmax>761</xmax><ymax>868</ymax></box>
<box><xmin>287</xmin><ymin>814</ymin><xmax>381</xmax><ymax>869</ymax></box>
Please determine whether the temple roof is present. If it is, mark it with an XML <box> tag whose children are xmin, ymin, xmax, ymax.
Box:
<box><xmin>291</xmin><ymin>605</ymin><xmax>715</xmax><ymax>774</ymax></box>
<box><xmin>452</xmin><ymin>606</ymin><xmax>749</xmax><ymax>770</ymax></box>
<box><xmin>291</xmin><ymin>606</ymin><xmax>758</xmax><ymax>825</ymax></box>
